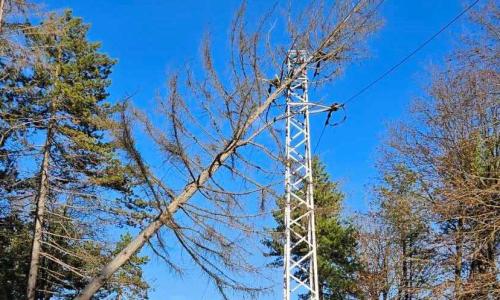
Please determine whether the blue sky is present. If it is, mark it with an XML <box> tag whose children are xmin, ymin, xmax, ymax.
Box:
<box><xmin>42</xmin><ymin>1</ymin><xmax>469</xmax><ymax>299</ymax></box>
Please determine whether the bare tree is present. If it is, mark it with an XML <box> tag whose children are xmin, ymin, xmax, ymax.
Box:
<box><xmin>381</xmin><ymin>1</ymin><xmax>499</xmax><ymax>298</ymax></box>
<box><xmin>75</xmin><ymin>1</ymin><xmax>383</xmax><ymax>299</ymax></box>
<box><xmin>356</xmin><ymin>212</ymin><xmax>396</xmax><ymax>300</ymax></box>
<box><xmin>360</xmin><ymin>165</ymin><xmax>438</xmax><ymax>300</ymax></box>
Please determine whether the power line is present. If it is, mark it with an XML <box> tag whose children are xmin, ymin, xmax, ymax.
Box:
<box><xmin>313</xmin><ymin>123</ymin><xmax>328</xmax><ymax>155</ymax></box>
<box><xmin>313</xmin><ymin>0</ymin><xmax>481</xmax><ymax>154</ymax></box>
<box><xmin>343</xmin><ymin>0</ymin><xmax>480</xmax><ymax>105</ymax></box>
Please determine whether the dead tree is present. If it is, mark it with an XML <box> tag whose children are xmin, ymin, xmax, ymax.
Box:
<box><xmin>75</xmin><ymin>1</ymin><xmax>383</xmax><ymax>299</ymax></box>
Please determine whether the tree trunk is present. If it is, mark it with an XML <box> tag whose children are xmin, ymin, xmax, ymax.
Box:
<box><xmin>408</xmin><ymin>246</ymin><xmax>413</xmax><ymax>300</ymax></box>
<box><xmin>454</xmin><ymin>218</ymin><xmax>463</xmax><ymax>300</ymax></box>
<box><xmin>0</xmin><ymin>0</ymin><xmax>5</xmax><ymax>32</ymax></box>
<box><xmin>401</xmin><ymin>239</ymin><xmax>408</xmax><ymax>300</ymax></box>
<box><xmin>27</xmin><ymin>45</ymin><xmax>61</xmax><ymax>299</ymax></box>
<box><xmin>74</xmin><ymin>148</ymin><xmax>230</xmax><ymax>299</ymax></box>
<box><xmin>381</xmin><ymin>251</ymin><xmax>389</xmax><ymax>300</ymax></box>
<box><xmin>26</xmin><ymin>124</ymin><xmax>53</xmax><ymax>300</ymax></box>
<box><xmin>74</xmin><ymin>68</ymin><xmax>297</xmax><ymax>299</ymax></box>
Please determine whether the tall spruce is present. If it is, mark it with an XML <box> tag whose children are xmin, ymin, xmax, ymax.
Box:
<box><xmin>264</xmin><ymin>157</ymin><xmax>362</xmax><ymax>299</ymax></box>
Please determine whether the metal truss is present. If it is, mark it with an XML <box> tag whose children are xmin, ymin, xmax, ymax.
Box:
<box><xmin>283</xmin><ymin>50</ymin><xmax>320</xmax><ymax>300</ymax></box>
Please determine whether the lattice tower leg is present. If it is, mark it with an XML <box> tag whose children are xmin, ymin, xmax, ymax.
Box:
<box><xmin>283</xmin><ymin>50</ymin><xmax>320</xmax><ymax>300</ymax></box>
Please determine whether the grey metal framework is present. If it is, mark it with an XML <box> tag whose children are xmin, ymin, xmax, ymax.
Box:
<box><xmin>283</xmin><ymin>50</ymin><xmax>320</xmax><ymax>300</ymax></box>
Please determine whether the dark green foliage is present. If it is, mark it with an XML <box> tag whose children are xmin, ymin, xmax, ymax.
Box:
<box><xmin>0</xmin><ymin>214</ymin><xmax>31</xmax><ymax>300</ymax></box>
<box><xmin>264</xmin><ymin>157</ymin><xmax>362</xmax><ymax>299</ymax></box>
<box><xmin>0</xmin><ymin>211</ymin><xmax>150</xmax><ymax>299</ymax></box>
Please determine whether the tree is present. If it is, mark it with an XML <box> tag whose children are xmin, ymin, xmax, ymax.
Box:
<box><xmin>264</xmin><ymin>157</ymin><xmax>362</xmax><ymax>299</ymax></box>
<box><xmin>379</xmin><ymin>1</ymin><xmax>499</xmax><ymax>298</ymax></box>
<box><xmin>22</xmin><ymin>11</ymin><xmax>118</xmax><ymax>299</ymax></box>
<box><xmin>1</xmin><ymin>9</ymin><xmax>149</xmax><ymax>298</ymax></box>
<box><xmin>75</xmin><ymin>1</ymin><xmax>382</xmax><ymax>298</ymax></box>
<box><xmin>361</xmin><ymin>165</ymin><xmax>436</xmax><ymax>299</ymax></box>
<box><xmin>356</xmin><ymin>212</ymin><xmax>395</xmax><ymax>300</ymax></box>
<box><xmin>1</xmin><ymin>1</ymin><xmax>40</xmax><ymax>298</ymax></box>
<box><xmin>0</xmin><ymin>213</ymin><xmax>150</xmax><ymax>299</ymax></box>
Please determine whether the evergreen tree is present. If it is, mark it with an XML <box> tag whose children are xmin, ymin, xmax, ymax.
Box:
<box><xmin>264</xmin><ymin>157</ymin><xmax>362</xmax><ymax>299</ymax></box>
<box><xmin>0</xmin><ymin>9</ymin><xmax>149</xmax><ymax>298</ymax></box>
<box><xmin>22</xmin><ymin>11</ymin><xmax>119</xmax><ymax>298</ymax></box>
<box><xmin>0</xmin><ymin>213</ymin><xmax>31</xmax><ymax>300</ymax></box>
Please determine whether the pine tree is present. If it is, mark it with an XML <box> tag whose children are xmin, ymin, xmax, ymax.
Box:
<box><xmin>1</xmin><ymin>9</ymin><xmax>149</xmax><ymax>298</ymax></box>
<box><xmin>264</xmin><ymin>156</ymin><xmax>362</xmax><ymax>299</ymax></box>
<box><xmin>22</xmin><ymin>11</ymin><xmax>119</xmax><ymax>298</ymax></box>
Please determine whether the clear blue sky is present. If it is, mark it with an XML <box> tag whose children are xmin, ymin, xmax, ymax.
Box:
<box><xmin>42</xmin><ymin>1</ymin><xmax>468</xmax><ymax>299</ymax></box>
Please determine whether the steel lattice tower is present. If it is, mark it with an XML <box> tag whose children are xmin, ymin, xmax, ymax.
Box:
<box><xmin>283</xmin><ymin>50</ymin><xmax>320</xmax><ymax>300</ymax></box>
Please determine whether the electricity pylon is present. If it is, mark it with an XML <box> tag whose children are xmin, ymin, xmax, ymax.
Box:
<box><xmin>283</xmin><ymin>50</ymin><xmax>322</xmax><ymax>300</ymax></box>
